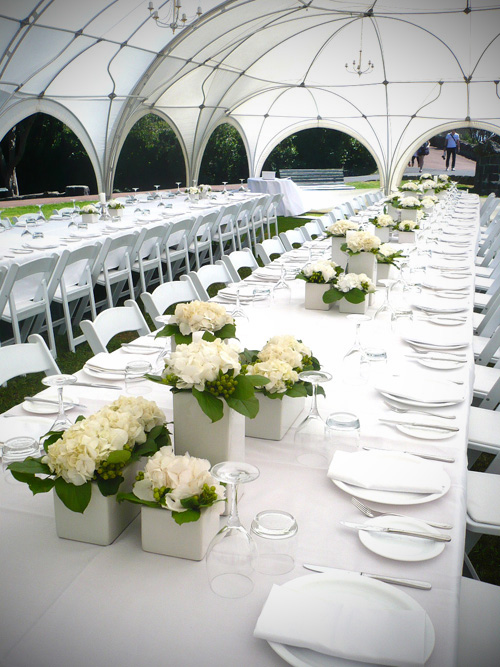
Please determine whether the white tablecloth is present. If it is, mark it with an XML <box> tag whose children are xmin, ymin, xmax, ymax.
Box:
<box><xmin>0</xmin><ymin>199</ymin><xmax>478</xmax><ymax>667</ymax></box>
<box><xmin>248</xmin><ymin>178</ymin><xmax>307</xmax><ymax>216</ymax></box>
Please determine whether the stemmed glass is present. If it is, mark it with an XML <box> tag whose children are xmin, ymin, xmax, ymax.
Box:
<box><xmin>373</xmin><ymin>278</ymin><xmax>398</xmax><ymax>324</ymax></box>
<box><xmin>206</xmin><ymin>461</ymin><xmax>260</xmax><ymax>598</ymax></box>
<box><xmin>342</xmin><ymin>314</ymin><xmax>371</xmax><ymax>385</ymax></box>
<box><xmin>229</xmin><ymin>285</ymin><xmax>249</xmax><ymax>323</ymax></box>
<box><xmin>21</xmin><ymin>218</ymin><xmax>36</xmax><ymax>239</ymax></box>
<box><xmin>36</xmin><ymin>204</ymin><xmax>46</xmax><ymax>222</ymax></box>
<box><xmin>239</xmin><ymin>179</ymin><xmax>246</xmax><ymax>192</ymax></box>
<box><xmin>154</xmin><ymin>184</ymin><xmax>160</xmax><ymax>192</ymax></box>
<box><xmin>294</xmin><ymin>370</ymin><xmax>333</xmax><ymax>468</ymax></box>
<box><xmin>222</xmin><ymin>181</ymin><xmax>228</xmax><ymax>195</ymax></box>
<box><xmin>99</xmin><ymin>201</ymin><xmax>111</xmax><ymax>222</ymax></box>
<box><xmin>41</xmin><ymin>374</ymin><xmax>78</xmax><ymax>431</ymax></box>
<box><xmin>175</xmin><ymin>182</ymin><xmax>182</xmax><ymax>195</ymax></box>
<box><xmin>271</xmin><ymin>264</ymin><xmax>292</xmax><ymax>305</ymax></box>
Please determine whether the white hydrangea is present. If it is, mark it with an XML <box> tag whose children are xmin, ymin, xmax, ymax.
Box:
<box><xmin>170</xmin><ymin>300</ymin><xmax>233</xmax><ymax>335</ymax></box>
<box><xmin>400</xmin><ymin>181</ymin><xmax>419</xmax><ymax>191</ymax></box>
<box><xmin>345</xmin><ymin>230</ymin><xmax>381</xmax><ymax>253</ymax></box>
<box><xmin>247</xmin><ymin>359</ymin><xmax>299</xmax><ymax>394</ymax></box>
<box><xmin>337</xmin><ymin>272</ymin><xmax>375</xmax><ymax>294</ymax></box>
<box><xmin>420</xmin><ymin>173</ymin><xmax>433</xmax><ymax>180</ymax></box>
<box><xmin>164</xmin><ymin>338</ymin><xmax>241</xmax><ymax>390</ymax></box>
<box><xmin>398</xmin><ymin>196</ymin><xmax>421</xmax><ymax>208</ymax></box>
<box><xmin>399</xmin><ymin>219</ymin><xmax>418</xmax><ymax>231</ymax></box>
<box><xmin>81</xmin><ymin>204</ymin><xmax>99</xmax><ymax>214</ymax></box>
<box><xmin>420</xmin><ymin>180</ymin><xmax>436</xmax><ymax>190</ymax></box>
<box><xmin>257</xmin><ymin>343</ymin><xmax>303</xmax><ymax>370</ymax></box>
<box><xmin>107</xmin><ymin>395</ymin><xmax>165</xmax><ymax>435</ymax></box>
<box><xmin>378</xmin><ymin>243</ymin><xmax>399</xmax><ymax>258</ymax></box>
<box><xmin>301</xmin><ymin>259</ymin><xmax>338</xmax><ymax>283</ymax></box>
<box><xmin>133</xmin><ymin>446</ymin><xmax>225</xmax><ymax>511</ymax></box>
<box><xmin>374</xmin><ymin>214</ymin><xmax>394</xmax><ymax>228</ymax></box>
<box><xmin>265</xmin><ymin>335</ymin><xmax>311</xmax><ymax>359</ymax></box>
<box><xmin>326</xmin><ymin>220</ymin><xmax>359</xmax><ymax>236</ymax></box>
<box><xmin>199</xmin><ymin>184</ymin><xmax>212</xmax><ymax>193</ymax></box>
<box><xmin>421</xmin><ymin>196</ymin><xmax>436</xmax><ymax>208</ymax></box>
<box><xmin>438</xmin><ymin>174</ymin><xmax>449</xmax><ymax>182</ymax></box>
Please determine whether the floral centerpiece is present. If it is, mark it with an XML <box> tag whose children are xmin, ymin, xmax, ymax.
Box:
<box><xmin>242</xmin><ymin>335</ymin><xmax>321</xmax><ymax>440</ymax></box>
<box><xmin>341</xmin><ymin>230</ymin><xmax>380</xmax><ymax>281</ymax></box>
<box><xmin>421</xmin><ymin>195</ymin><xmax>438</xmax><ymax>209</ymax></box>
<box><xmin>295</xmin><ymin>259</ymin><xmax>343</xmax><ymax>310</ymax></box>
<box><xmin>80</xmin><ymin>204</ymin><xmax>99</xmax><ymax>222</ymax></box>
<box><xmin>396</xmin><ymin>218</ymin><xmax>420</xmax><ymax>232</ymax></box>
<box><xmin>419</xmin><ymin>179</ymin><xmax>437</xmax><ymax>192</ymax></box>
<box><xmin>325</xmin><ymin>219</ymin><xmax>360</xmax><ymax>266</ymax></box>
<box><xmin>419</xmin><ymin>173</ymin><xmax>434</xmax><ymax>181</ymax></box>
<box><xmin>368</xmin><ymin>213</ymin><xmax>395</xmax><ymax>242</ymax></box>
<box><xmin>149</xmin><ymin>337</ymin><xmax>268</xmax><ymax>462</ymax></box>
<box><xmin>156</xmin><ymin>300</ymin><xmax>236</xmax><ymax>345</ymax></box>
<box><xmin>186</xmin><ymin>186</ymin><xmax>200</xmax><ymax>202</ymax></box>
<box><xmin>400</xmin><ymin>181</ymin><xmax>420</xmax><ymax>192</ymax></box>
<box><xmin>376</xmin><ymin>243</ymin><xmax>405</xmax><ymax>281</ymax></box>
<box><xmin>397</xmin><ymin>196</ymin><xmax>423</xmax><ymax>211</ymax></box>
<box><xmin>438</xmin><ymin>174</ymin><xmax>449</xmax><ymax>182</ymax></box>
<box><xmin>199</xmin><ymin>184</ymin><xmax>212</xmax><ymax>199</ymax></box>
<box><xmin>323</xmin><ymin>272</ymin><xmax>376</xmax><ymax>313</ymax></box>
<box><xmin>107</xmin><ymin>200</ymin><xmax>125</xmax><ymax>210</ymax></box>
<box><xmin>118</xmin><ymin>447</ymin><xmax>224</xmax><ymax>559</ymax></box>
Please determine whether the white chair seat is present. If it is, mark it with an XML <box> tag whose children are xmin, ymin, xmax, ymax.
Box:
<box><xmin>474</xmin><ymin>292</ymin><xmax>490</xmax><ymax>309</ymax></box>
<box><xmin>473</xmin><ymin>312</ymin><xmax>484</xmax><ymax>331</ymax></box>
<box><xmin>475</xmin><ymin>265</ymin><xmax>494</xmax><ymax>278</ymax></box>
<box><xmin>467</xmin><ymin>470</ymin><xmax>500</xmax><ymax>525</ymax></box>
<box><xmin>473</xmin><ymin>364</ymin><xmax>499</xmax><ymax>398</ymax></box>
<box><xmin>475</xmin><ymin>276</ymin><xmax>494</xmax><ymax>292</ymax></box>
<box><xmin>458</xmin><ymin>576</ymin><xmax>500</xmax><ymax>667</ymax></box>
<box><xmin>468</xmin><ymin>406</ymin><xmax>500</xmax><ymax>452</ymax></box>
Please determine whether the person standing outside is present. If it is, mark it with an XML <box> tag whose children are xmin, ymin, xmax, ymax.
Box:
<box><xmin>416</xmin><ymin>141</ymin><xmax>430</xmax><ymax>173</ymax></box>
<box><xmin>444</xmin><ymin>130</ymin><xmax>460</xmax><ymax>171</ymax></box>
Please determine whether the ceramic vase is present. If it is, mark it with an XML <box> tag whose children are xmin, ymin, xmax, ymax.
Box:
<box><xmin>81</xmin><ymin>213</ymin><xmax>98</xmax><ymax>224</ymax></box>
<box><xmin>374</xmin><ymin>226</ymin><xmax>390</xmax><ymax>243</ymax></box>
<box><xmin>304</xmin><ymin>283</ymin><xmax>331</xmax><ymax>311</ymax></box>
<box><xmin>376</xmin><ymin>263</ymin><xmax>396</xmax><ymax>283</ymax></box>
<box><xmin>331</xmin><ymin>236</ymin><xmax>347</xmax><ymax>269</ymax></box>
<box><xmin>398</xmin><ymin>231</ymin><xmax>416</xmax><ymax>244</ymax></box>
<box><xmin>339</xmin><ymin>298</ymin><xmax>368</xmax><ymax>314</ymax></box>
<box><xmin>245</xmin><ymin>395</ymin><xmax>306</xmax><ymax>441</ymax></box>
<box><xmin>347</xmin><ymin>252</ymin><xmax>377</xmax><ymax>284</ymax></box>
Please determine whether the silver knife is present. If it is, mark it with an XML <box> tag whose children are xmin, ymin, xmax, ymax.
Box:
<box><xmin>341</xmin><ymin>521</ymin><xmax>451</xmax><ymax>542</ymax></box>
<box><xmin>73</xmin><ymin>382</ymin><xmax>122</xmax><ymax>390</ymax></box>
<box><xmin>379</xmin><ymin>418</ymin><xmax>459</xmax><ymax>432</ymax></box>
<box><xmin>23</xmin><ymin>396</ymin><xmax>82</xmax><ymax>408</ymax></box>
<box><xmin>362</xmin><ymin>445</ymin><xmax>455</xmax><ymax>463</ymax></box>
<box><xmin>302</xmin><ymin>564</ymin><xmax>432</xmax><ymax>590</ymax></box>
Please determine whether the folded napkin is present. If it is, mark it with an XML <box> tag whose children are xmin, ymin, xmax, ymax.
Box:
<box><xmin>23</xmin><ymin>236</ymin><xmax>60</xmax><ymax>249</ymax></box>
<box><xmin>327</xmin><ymin>450</ymin><xmax>445</xmax><ymax>494</ymax></box>
<box><xmin>85</xmin><ymin>352</ymin><xmax>147</xmax><ymax>373</ymax></box>
<box><xmin>254</xmin><ymin>584</ymin><xmax>427</xmax><ymax>667</ymax></box>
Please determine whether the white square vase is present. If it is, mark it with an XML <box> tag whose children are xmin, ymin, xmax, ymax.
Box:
<box><xmin>140</xmin><ymin>504</ymin><xmax>220</xmax><ymax>560</ymax></box>
<box><xmin>387</xmin><ymin>204</ymin><xmax>400</xmax><ymax>221</ymax></box>
<box><xmin>172</xmin><ymin>391</ymin><xmax>245</xmax><ymax>465</ymax></box>
<box><xmin>339</xmin><ymin>298</ymin><xmax>368</xmax><ymax>314</ymax></box>
<box><xmin>437</xmin><ymin>191</ymin><xmax>448</xmax><ymax>201</ymax></box>
<box><xmin>398</xmin><ymin>231</ymin><xmax>416</xmax><ymax>244</ymax></box>
<box><xmin>304</xmin><ymin>283</ymin><xmax>331</xmax><ymax>311</ymax></box>
<box><xmin>398</xmin><ymin>208</ymin><xmax>418</xmax><ymax>222</ymax></box>
<box><xmin>81</xmin><ymin>213</ymin><xmax>98</xmax><ymax>224</ymax></box>
<box><xmin>331</xmin><ymin>236</ymin><xmax>347</xmax><ymax>269</ymax></box>
<box><xmin>347</xmin><ymin>252</ymin><xmax>377</xmax><ymax>284</ymax></box>
<box><xmin>53</xmin><ymin>464</ymin><xmax>140</xmax><ymax>546</ymax></box>
<box><xmin>374</xmin><ymin>226</ymin><xmax>390</xmax><ymax>243</ymax></box>
<box><xmin>422</xmin><ymin>188</ymin><xmax>435</xmax><ymax>197</ymax></box>
<box><xmin>245</xmin><ymin>395</ymin><xmax>306</xmax><ymax>441</ymax></box>
<box><xmin>108</xmin><ymin>208</ymin><xmax>123</xmax><ymax>218</ymax></box>
<box><xmin>376</xmin><ymin>263</ymin><xmax>396</xmax><ymax>283</ymax></box>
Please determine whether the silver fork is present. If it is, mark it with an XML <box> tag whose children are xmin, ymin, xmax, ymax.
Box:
<box><xmin>351</xmin><ymin>497</ymin><xmax>453</xmax><ymax>530</ymax></box>
<box><xmin>383</xmin><ymin>399</ymin><xmax>456</xmax><ymax>420</ymax></box>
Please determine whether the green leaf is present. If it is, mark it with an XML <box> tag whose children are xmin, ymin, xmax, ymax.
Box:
<box><xmin>54</xmin><ymin>478</ymin><xmax>92</xmax><ymax>513</ymax></box>
<box><xmin>231</xmin><ymin>374</ymin><xmax>255</xmax><ymax>400</ymax></box>
<box><xmin>106</xmin><ymin>450</ymin><xmax>131</xmax><ymax>464</ymax></box>
<box><xmin>192</xmin><ymin>388</ymin><xmax>224</xmax><ymax>423</ymax></box>
<box><xmin>42</xmin><ymin>430</ymin><xmax>65</xmax><ymax>449</ymax></box>
<box><xmin>345</xmin><ymin>288</ymin><xmax>366</xmax><ymax>304</ymax></box>
<box><xmin>96</xmin><ymin>475</ymin><xmax>124</xmax><ymax>497</ymax></box>
<box><xmin>226</xmin><ymin>395</ymin><xmax>259</xmax><ymax>419</ymax></box>
<box><xmin>174</xmin><ymin>331</ymin><xmax>192</xmax><ymax>345</ymax></box>
<box><xmin>214</xmin><ymin>323</ymin><xmax>236</xmax><ymax>340</ymax></box>
<box><xmin>323</xmin><ymin>287</ymin><xmax>343</xmax><ymax>303</ymax></box>
<box><xmin>117</xmin><ymin>492</ymin><xmax>159</xmax><ymax>508</ymax></box>
<box><xmin>244</xmin><ymin>374</ymin><xmax>270</xmax><ymax>387</ymax></box>
<box><xmin>201</xmin><ymin>331</ymin><xmax>216</xmax><ymax>342</ymax></box>
<box><xmin>145</xmin><ymin>373</ymin><xmax>166</xmax><ymax>385</ymax></box>
<box><xmin>285</xmin><ymin>383</ymin><xmax>308</xmax><ymax>398</ymax></box>
<box><xmin>172</xmin><ymin>508</ymin><xmax>201</xmax><ymax>524</ymax></box>
<box><xmin>7</xmin><ymin>457</ymin><xmax>51</xmax><ymax>476</ymax></box>
<box><xmin>156</xmin><ymin>324</ymin><xmax>178</xmax><ymax>338</ymax></box>
<box><xmin>240</xmin><ymin>348</ymin><xmax>259</xmax><ymax>364</ymax></box>
<box><xmin>10</xmin><ymin>471</ymin><xmax>55</xmax><ymax>495</ymax></box>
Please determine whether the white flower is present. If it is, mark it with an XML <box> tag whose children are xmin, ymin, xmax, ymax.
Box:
<box><xmin>107</xmin><ymin>200</ymin><xmax>124</xmax><ymax>209</ymax></box>
<box><xmin>374</xmin><ymin>214</ymin><xmax>394</xmax><ymax>228</ymax></box>
<box><xmin>301</xmin><ymin>259</ymin><xmax>338</xmax><ymax>283</ymax></box>
<box><xmin>247</xmin><ymin>359</ymin><xmax>299</xmax><ymax>394</ymax></box>
<box><xmin>133</xmin><ymin>446</ymin><xmax>225</xmax><ymax>511</ymax></box>
<box><xmin>188</xmin><ymin>186</ymin><xmax>200</xmax><ymax>195</ymax></box>
<box><xmin>421</xmin><ymin>196</ymin><xmax>436</xmax><ymax>208</ymax></box>
<box><xmin>398</xmin><ymin>196</ymin><xmax>421</xmax><ymax>208</ymax></box>
<box><xmin>420</xmin><ymin>180</ymin><xmax>436</xmax><ymax>190</ymax></box>
<box><xmin>81</xmin><ymin>204</ymin><xmax>99</xmax><ymax>214</ymax></box>
<box><xmin>199</xmin><ymin>184</ymin><xmax>212</xmax><ymax>193</ymax></box>
<box><xmin>420</xmin><ymin>173</ymin><xmax>433</xmax><ymax>180</ymax></box>
<box><xmin>378</xmin><ymin>243</ymin><xmax>399</xmax><ymax>258</ymax></box>
<box><xmin>170</xmin><ymin>301</ymin><xmax>233</xmax><ymax>335</ymax></box>
<box><xmin>400</xmin><ymin>181</ymin><xmax>419</xmax><ymax>191</ymax></box>
<box><xmin>345</xmin><ymin>230</ymin><xmax>381</xmax><ymax>253</ymax></box>
<box><xmin>438</xmin><ymin>174</ymin><xmax>449</xmax><ymax>182</ymax></box>
<box><xmin>337</xmin><ymin>272</ymin><xmax>375</xmax><ymax>294</ymax></box>
<box><xmin>258</xmin><ymin>343</ymin><xmax>303</xmax><ymax>369</ymax></box>
<box><xmin>399</xmin><ymin>218</ymin><xmax>418</xmax><ymax>231</ymax></box>
<box><xmin>326</xmin><ymin>220</ymin><xmax>359</xmax><ymax>236</ymax></box>
<box><xmin>265</xmin><ymin>335</ymin><xmax>311</xmax><ymax>359</ymax></box>
<box><xmin>164</xmin><ymin>338</ymin><xmax>241</xmax><ymax>390</ymax></box>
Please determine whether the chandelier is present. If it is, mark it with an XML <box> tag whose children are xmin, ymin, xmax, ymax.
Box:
<box><xmin>147</xmin><ymin>2</ymin><xmax>203</xmax><ymax>34</ymax></box>
<box><xmin>345</xmin><ymin>17</ymin><xmax>374</xmax><ymax>76</ymax></box>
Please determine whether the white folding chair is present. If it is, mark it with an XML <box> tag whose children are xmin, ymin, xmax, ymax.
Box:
<box><xmin>212</xmin><ymin>203</ymin><xmax>240</xmax><ymax>256</ymax></box>
<box><xmin>263</xmin><ymin>193</ymin><xmax>282</xmax><ymax>239</ymax></box>
<box><xmin>250</xmin><ymin>195</ymin><xmax>268</xmax><ymax>247</ymax></box>
<box><xmin>465</xmin><ymin>470</ymin><xmax>500</xmax><ymax>580</ymax></box>
<box><xmin>234</xmin><ymin>199</ymin><xmax>257</xmax><ymax>251</ymax></box>
<box><xmin>140</xmin><ymin>279</ymin><xmax>199</xmax><ymax>325</ymax></box>
<box><xmin>93</xmin><ymin>231</ymin><xmax>139</xmax><ymax>309</ymax></box>
<box><xmin>163</xmin><ymin>216</ymin><xmax>195</xmax><ymax>281</ymax></box>
<box><xmin>0</xmin><ymin>334</ymin><xmax>60</xmax><ymax>384</ymax></box>
<box><xmin>219</xmin><ymin>248</ymin><xmax>259</xmax><ymax>282</ymax></box>
<box><xmin>255</xmin><ymin>237</ymin><xmax>286</xmax><ymax>265</ymax></box>
<box><xmin>458</xmin><ymin>576</ymin><xmax>500</xmax><ymax>666</ymax></box>
<box><xmin>0</xmin><ymin>253</ymin><xmax>61</xmax><ymax>356</ymax></box>
<box><xmin>188</xmin><ymin>211</ymin><xmax>219</xmax><ymax>270</ymax></box>
<box><xmin>80</xmin><ymin>299</ymin><xmax>150</xmax><ymax>355</ymax></box>
<box><xmin>131</xmin><ymin>224</ymin><xmax>170</xmax><ymax>295</ymax></box>
<box><xmin>181</xmin><ymin>261</ymin><xmax>234</xmax><ymax>301</ymax></box>
<box><xmin>51</xmin><ymin>242</ymin><xmax>102</xmax><ymax>352</ymax></box>
<box><xmin>303</xmin><ymin>220</ymin><xmax>324</xmax><ymax>239</ymax></box>
<box><xmin>279</xmin><ymin>228</ymin><xmax>306</xmax><ymax>252</ymax></box>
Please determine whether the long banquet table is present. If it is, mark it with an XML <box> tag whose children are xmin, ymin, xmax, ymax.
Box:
<box><xmin>0</xmin><ymin>195</ymin><xmax>478</xmax><ymax>667</ymax></box>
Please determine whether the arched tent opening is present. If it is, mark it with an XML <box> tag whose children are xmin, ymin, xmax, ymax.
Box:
<box><xmin>113</xmin><ymin>113</ymin><xmax>186</xmax><ymax>193</ymax></box>
<box><xmin>262</xmin><ymin>127</ymin><xmax>377</xmax><ymax>179</ymax></box>
<box><xmin>198</xmin><ymin>122</ymin><xmax>249</xmax><ymax>187</ymax></box>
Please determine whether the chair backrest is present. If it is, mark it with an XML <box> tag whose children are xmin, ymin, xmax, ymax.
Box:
<box><xmin>133</xmin><ymin>224</ymin><xmax>168</xmax><ymax>261</ymax></box>
<box><xmin>303</xmin><ymin>220</ymin><xmax>323</xmax><ymax>238</ymax></box>
<box><xmin>58</xmin><ymin>243</ymin><xmax>102</xmax><ymax>291</ymax></box>
<box><xmin>279</xmin><ymin>228</ymin><xmax>305</xmax><ymax>251</ymax></box>
<box><xmin>2</xmin><ymin>254</ymin><xmax>60</xmax><ymax>308</ymax></box>
<box><xmin>220</xmin><ymin>248</ymin><xmax>259</xmax><ymax>281</ymax></box>
<box><xmin>182</xmin><ymin>261</ymin><xmax>233</xmax><ymax>301</ymax></box>
<box><xmin>0</xmin><ymin>334</ymin><xmax>60</xmax><ymax>384</ymax></box>
<box><xmin>80</xmin><ymin>300</ymin><xmax>150</xmax><ymax>354</ymax></box>
<box><xmin>140</xmin><ymin>279</ymin><xmax>199</xmax><ymax>323</ymax></box>
<box><xmin>165</xmin><ymin>216</ymin><xmax>195</xmax><ymax>252</ymax></box>
<box><xmin>100</xmin><ymin>231</ymin><xmax>140</xmax><ymax>271</ymax></box>
<box><xmin>216</xmin><ymin>203</ymin><xmax>241</xmax><ymax>236</ymax></box>
<box><xmin>255</xmin><ymin>237</ymin><xmax>286</xmax><ymax>264</ymax></box>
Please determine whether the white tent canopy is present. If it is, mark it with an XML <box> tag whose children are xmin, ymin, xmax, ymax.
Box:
<box><xmin>1</xmin><ymin>0</ymin><xmax>499</xmax><ymax>194</ymax></box>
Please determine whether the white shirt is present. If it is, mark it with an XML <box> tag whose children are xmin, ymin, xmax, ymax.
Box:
<box><xmin>446</xmin><ymin>132</ymin><xmax>459</xmax><ymax>148</ymax></box>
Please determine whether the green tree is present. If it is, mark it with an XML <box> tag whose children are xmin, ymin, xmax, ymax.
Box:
<box><xmin>198</xmin><ymin>124</ymin><xmax>248</xmax><ymax>184</ymax></box>
<box><xmin>114</xmin><ymin>114</ymin><xmax>185</xmax><ymax>191</ymax></box>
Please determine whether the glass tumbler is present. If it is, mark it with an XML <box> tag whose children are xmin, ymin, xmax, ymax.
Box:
<box><xmin>3</xmin><ymin>437</ymin><xmax>40</xmax><ymax>483</ymax></box>
<box><xmin>325</xmin><ymin>412</ymin><xmax>361</xmax><ymax>455</ymax></box>
<box><xmin>251</xmin><ymin>510</ymin><xmax>298</xmax><ymax>575</ymax></box>
<box><xmin>125</xmin><ymin>360</ymin><xmax>152</xmax><ymax>396</ymax></box>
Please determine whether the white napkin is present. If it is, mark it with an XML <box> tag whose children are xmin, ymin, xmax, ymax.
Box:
<box><xmin>85</xmin><ymin>352</ymin><xmax>147</xmax><ymax>372</ymax></box>
<box><xmin>375</xmin><ymin>374</ymin><xmax>464</xmax><ymax>403</ymax></box>
<box><xmin>327</xmin><ymin>450</ymin><xmax>445</xmax><ymax>494</ymax></box>
<box><xmin>254</xmin><ymin>584</ymin><xmax>427</xmax><ymax>667</ymax></box>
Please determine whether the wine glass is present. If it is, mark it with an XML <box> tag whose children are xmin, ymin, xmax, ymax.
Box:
<box><xmin>175</xmin><ymin>182</ymin><xmax>182</xmax><ymax>195</ymax></box>
<box><xmin>36</xmin><ymin>204</ymin><xmax>46</xmax><ymax>222</ymax></box>
<box><xmin>239</xmin><ymin>179</ymin><xmax>246</xmax><ymax>192</ymax></box>
<box><xmin>41</xmin><ymin>374</ymin><xmax>78</xmax><ymax>431</ymax></box>
<box><xmin>229</xmin><ymin>285</ymin><xmax>249</xmax><ymax>323</ymax></box>
<box><xmin>342</xmin><ymin>314</ymin><xmax>371</xmax><ymax>385</ymax></box>
<box><xmin>294</xmin><ymin>370</ymin><xmax>333</xmax><ymax>468</ymax></box>
<box><xmin>373</xmin><ymin>278</ymin><xmax>397</xmax><ymax>324</ymax></box>
<box><xmin>206</xmin><ymin>461</ymin><xmax>260</xmax><ymax>598</ymax></box>
<box><xmin>21</xmin><ymin>219</ymin><xmax>36</xmax><ymax>239</ymax></box>
<box><xmin>222</xmin><ymin>181</ymin><xmax>228</xmax><ymax>195</ymax></box>
<box><xmin>154</xmin><ymin>184</ymin><xmax>160</xmax><ymax>192</ymax></box>
<box><xmin>271</xmin><ymin>264</ymin><xmax>292</xmax><ymax>305</ymax></box>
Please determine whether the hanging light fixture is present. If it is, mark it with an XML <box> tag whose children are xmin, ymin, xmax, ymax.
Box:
<box><xmin>147</xmin><ymin>2</ymin><xmax>202</xmax><ymax>34</ymax></box>
<box><xmin>345</xmin><ymin>17</ymin><xmax>374</xmax><ymax>76</ymax></box>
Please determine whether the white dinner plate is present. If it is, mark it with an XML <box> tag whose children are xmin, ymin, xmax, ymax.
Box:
<box><xmin>22</xmin><ymin>391</ymin><xmax>81</xmax><ymax>414</ymax></box>
<box><xmin>375</xmin><ymin>375</ymin><xmax>464</xmax><ymax>404</ymax></box>
<box><xmin>82</xmin><ymin>365</ymin><xmax>125</xmax><ymax>380</ymax></box>
<box><xmin>379</xmin><ymin>390</ymin><xmax>460</xmax><ymax>408</ymax></box>
<box><xmin>395</xmin><ymin>422</ymin><xmax>456</xmax><ymax>440</ymax></box>
<box><xmin>268</xmin><ymin>571</ymin><xmax>435</xmax><ymax>667</ymax></box>
<box><xmin>334</xmin><ymin>472</ymin><xmax>450</xmax><ymax>506</ymax></box>
<box><xmin>23</xmin><ymin>235</ymin><xmax>60</xmax><ymax>249</ymax></box>
<box><xmin>357</xmin><ymin>515</ymin><xmax>446</xmax><ymax>561</ymax></box>
<box><xmin>121</xmin><ymin>344</ymin><xmax>162</xmax><ymax>355</ymax></box>
<box><xmin>70</xmin><ymin>230</ymin><xmax>101</xmax><ymax>239</ymax></box>
<box><xmin>412</xmin><ymin>357</ymin><xmax>466</xmax><ymax>370</ymax></box>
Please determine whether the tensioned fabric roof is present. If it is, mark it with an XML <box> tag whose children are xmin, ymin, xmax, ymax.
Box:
<box><xmin>1</xmin><ymin>0</ymin><xmax>499</xmax><ymax>193</ymax></box>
